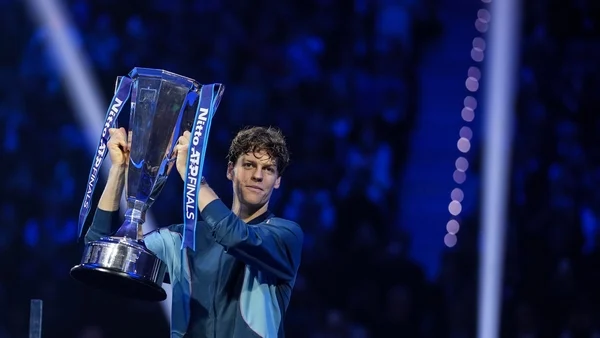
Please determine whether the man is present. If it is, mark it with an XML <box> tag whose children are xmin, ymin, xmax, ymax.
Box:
<box><xmin>85</xmin><ymin>126</ymin><xmax>304</xmax><ymax>338</ymax></box>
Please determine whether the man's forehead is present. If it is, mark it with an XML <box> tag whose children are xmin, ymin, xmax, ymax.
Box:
<box><xmin>240</xmin><ymin>151</ymin><xmax>276</xmax><ymax>165</ymax></box>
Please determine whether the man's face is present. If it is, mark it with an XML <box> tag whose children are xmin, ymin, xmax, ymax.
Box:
<box><xmin>227</xmin><ymin>150</ymin><xmax>281</xmax><ymax>208</ymax></box>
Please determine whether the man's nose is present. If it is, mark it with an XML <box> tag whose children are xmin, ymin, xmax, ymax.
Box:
<box><xmin>252</xmin><ymin>168</ymin><xmax>263</xmax><ymax>181</ymax></box>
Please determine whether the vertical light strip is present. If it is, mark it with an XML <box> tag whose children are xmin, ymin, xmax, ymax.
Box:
<box><xmin>477</xmin><ymin>0</ymin><xmax>520</xmax><ymax>336</ymax></box>
<box><xmin>24</xmin><ymin>0</ymin><xmax>171</xmax><ymax>321</ymax></box>
<box><xmin>28</xmin><ymin>299</ymin><xmax>43</xmax><ymax>338</ymax></box>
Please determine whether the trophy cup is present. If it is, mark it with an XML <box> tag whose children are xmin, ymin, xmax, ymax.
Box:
<box><xmin>70</xmin><ymin>67</ymin><xmax>224</xmax><ymax>301</ymax></box>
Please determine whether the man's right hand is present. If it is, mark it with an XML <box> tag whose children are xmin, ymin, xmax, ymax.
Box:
<box><xmin>108</xmin><ymin>127</ymin><xmax>130</xmax><ymax>168</ymax></box>
<box><xmin>99</xmin><ymin>127</ymin><xmax>129</xmax><ymax>211</ymax></box>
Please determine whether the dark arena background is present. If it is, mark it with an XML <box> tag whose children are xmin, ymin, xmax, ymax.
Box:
<box><xmin>2</xmin><ymin>0</ymin><xmax>600</xmax><ymax>337</ymax></box>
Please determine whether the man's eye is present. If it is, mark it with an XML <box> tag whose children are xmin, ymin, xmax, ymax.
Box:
<box><xmin>243</xmin><ymin>163</ymin><xmax>253</xmax><ymax>168</ymax></box>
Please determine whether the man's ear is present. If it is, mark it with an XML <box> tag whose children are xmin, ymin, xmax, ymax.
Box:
<box><xmin>274</xmin><ymin>176</ymin><xmax>281</xmax><ymax>189</ymax></box>
<box><xmin>226</xmin><ymin>162</ymin><xmax>234</xmax><ymax>181</ymax></box>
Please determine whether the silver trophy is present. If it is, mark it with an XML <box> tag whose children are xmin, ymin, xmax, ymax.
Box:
<box><xmin>71</xmin><ymin>68</ymin><xmax>224</xmax><ymax>301</ymax></box>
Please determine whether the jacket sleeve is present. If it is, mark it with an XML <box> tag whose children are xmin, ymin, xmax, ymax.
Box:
<box><xmin>144</xmin><ymin>226</ymin><xmax>184</xmax><ymax>284</ymax></box>
<box><xmin>84</xmin><ymin>209</ymin><xmax>118</xmax><ymax>244</ymax></box>
<box><xmin>200</xmin><ymin>199</ymin><xmax>304</xmax><ymax>282</ymax></box>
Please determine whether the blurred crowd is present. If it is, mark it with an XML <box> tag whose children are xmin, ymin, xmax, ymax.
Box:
<box><xmin>3</xmin><ymin>0</ymin><xmax>600</xmax><ymax>337</ymax></box>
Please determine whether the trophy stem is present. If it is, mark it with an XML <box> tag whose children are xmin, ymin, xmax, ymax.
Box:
<box><xmin>114</xmin><ymin>200</ymin><xmax>147</xmax><ymax>240</ymax></box>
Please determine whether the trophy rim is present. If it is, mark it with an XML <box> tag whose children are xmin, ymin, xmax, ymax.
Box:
<box><xmin>101</xmin><ymin>236</ymin><xmax>154</xmax><ymax>252</ymax></box>
<box><xmin>128</xmin><ymin>67</ymin><xmax>201</xmax><ymax>90</ymax></box>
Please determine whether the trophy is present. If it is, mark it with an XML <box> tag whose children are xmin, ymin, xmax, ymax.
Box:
<box><xmin>70</xmin><ymin>67</ymin><xmax>224</xmax><ymax>301</ymax></box>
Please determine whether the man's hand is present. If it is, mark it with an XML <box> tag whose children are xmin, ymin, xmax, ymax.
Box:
<box><xmin>108</xmin><ymin>127</ymin><xmax>130</xmax><ymax>169</ymax></box>
<box><xmin>99</xmin><ymin>127</ymin><xmax>129</xmax><ymax>211</ymax></box>
<box><xmin>174</xmin><ymin>131</ymin><xmax>191</xmax><ymax>181</ymax></box>
<box><xmin>173</xmin><ymin>131</ymin><xmax>219</xmax><ymax>210</ymax></box>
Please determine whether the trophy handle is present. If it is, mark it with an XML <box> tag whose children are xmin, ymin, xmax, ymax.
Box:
<box><xmin>115</xmin><ymin>76</ymin><xmax>124</xmax><ymax>94</ymax></box>
<box><xmin>111</xmin><ymin>76</ymin><xmax>125</xmax><ymax>129</ymax></box>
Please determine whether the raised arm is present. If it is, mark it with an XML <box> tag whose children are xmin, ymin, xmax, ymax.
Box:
<box><xmin>83</xmin><ymin>144</ymin><xmax>181</xmax><ymax>261</ymax></box>
<box><xmin>84</xmin><ymin>164</ymin><xmax>126</xmax><ymax>244</ymax></box>
<box><xmin>199</xmin><ymin>191</ymin><xmax>303</xmax><ymax>282</ymax></box>
<box><xmin>84</xmin><ymin>127</ymin><xmax>128</xmax><ymax>243</ymax></box>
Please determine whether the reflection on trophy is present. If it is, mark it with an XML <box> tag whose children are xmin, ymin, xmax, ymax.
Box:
<box><xmin>70</xmin><ymin>68</ymin><xmax>224</xmax><ymax>301</ymax></box>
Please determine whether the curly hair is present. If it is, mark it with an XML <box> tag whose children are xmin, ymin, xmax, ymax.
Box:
<box><xmin>227</xmin><ymin>126</ymin><xmax>290</xmax><ymax>175</ymax></box>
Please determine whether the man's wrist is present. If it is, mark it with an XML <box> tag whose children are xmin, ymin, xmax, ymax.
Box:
<box><xmin>109</xmin><ymin>165</ymin><xmax>127</xmax><ymax>176</ymax></box>
<box><xmin>198</xmin><ymin>178</ymin><xmax>218</xmax><ymax>211</ymax></box>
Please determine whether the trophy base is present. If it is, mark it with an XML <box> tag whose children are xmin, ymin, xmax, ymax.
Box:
<box><xmin>70</xmin><ymin>237</ymin><xmax>168</xmax><ymax>302</ymax></box>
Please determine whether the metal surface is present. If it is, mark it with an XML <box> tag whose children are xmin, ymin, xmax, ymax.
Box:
<box><xmin>71</xmin><ymin>237</ymin><xmax>168</xmax><ymax>301</ymax></box>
